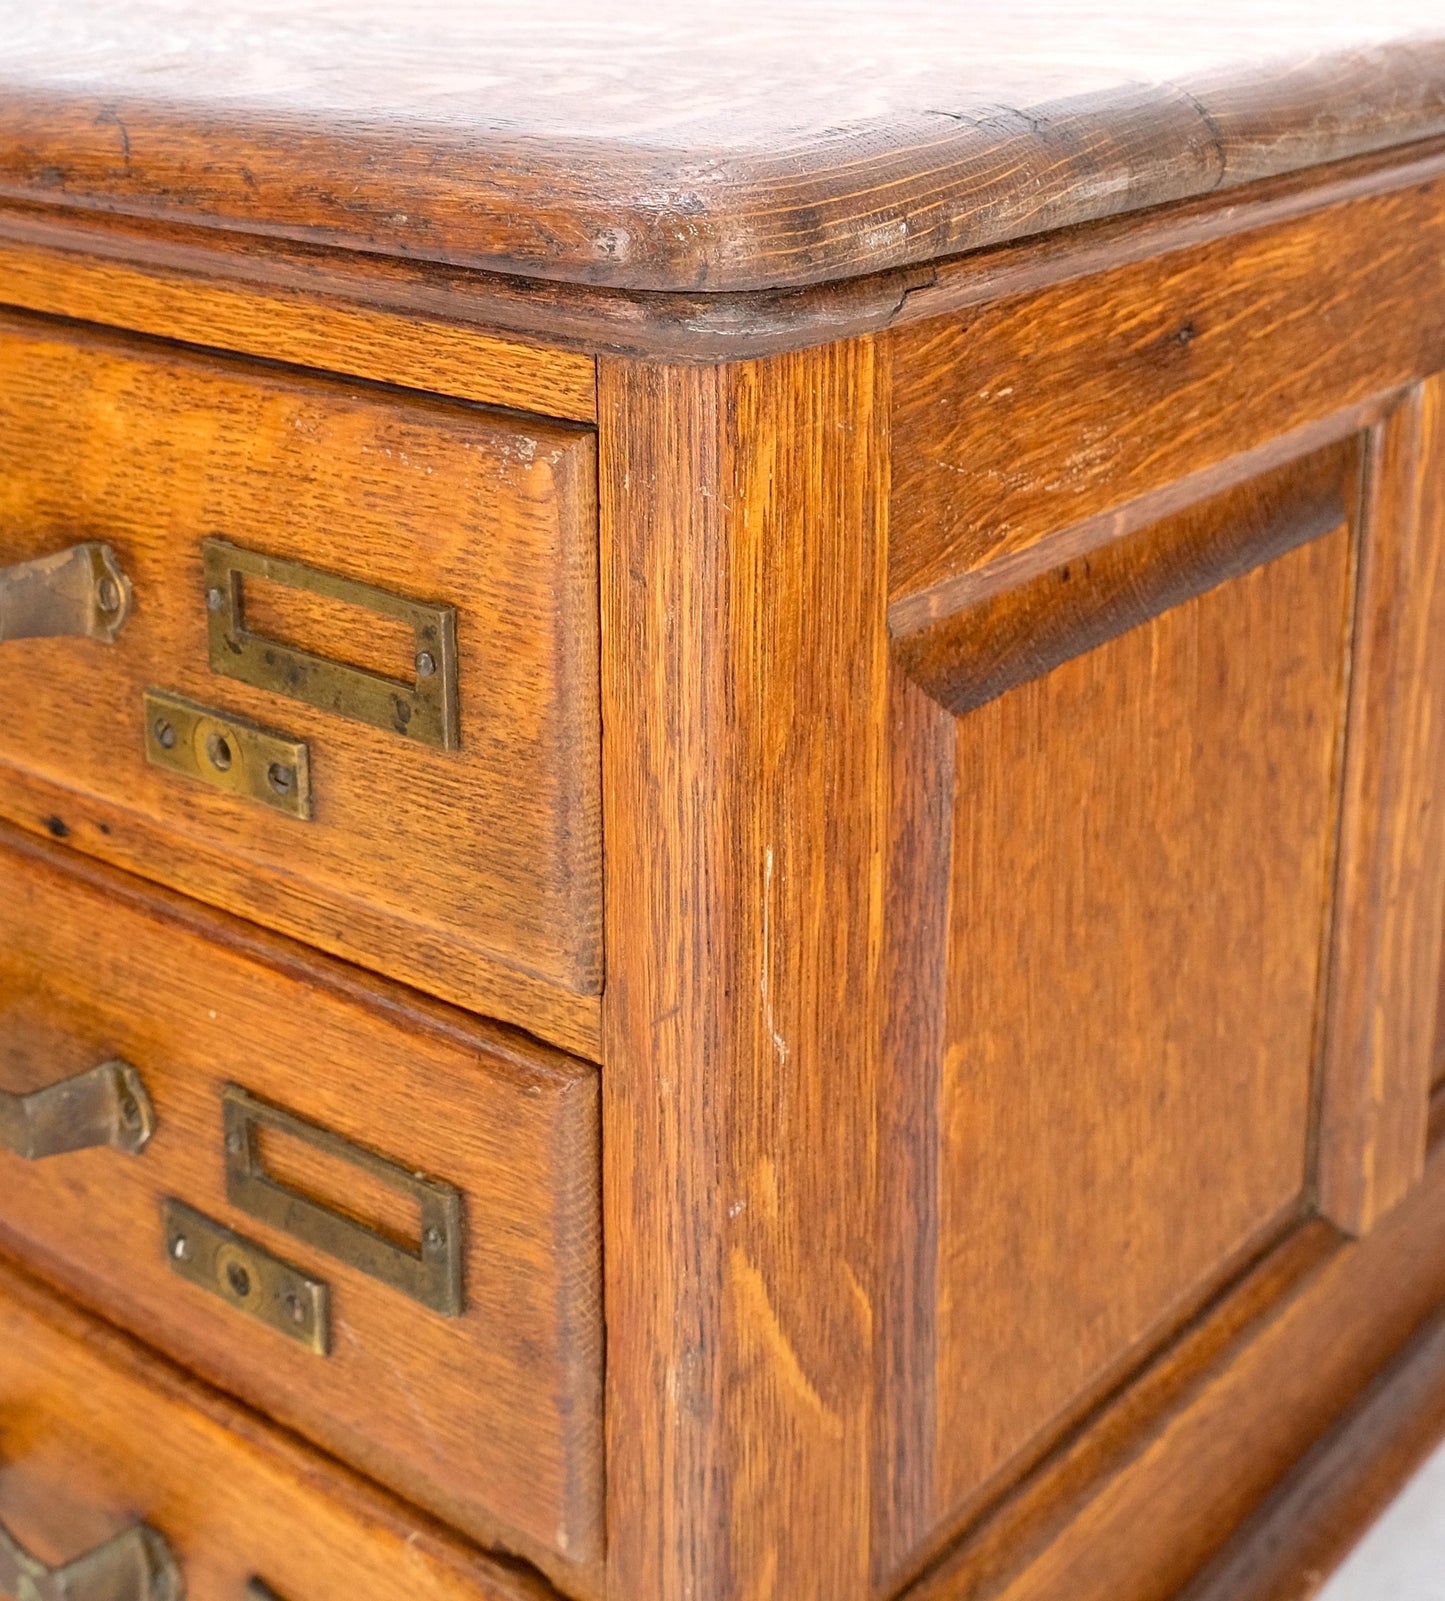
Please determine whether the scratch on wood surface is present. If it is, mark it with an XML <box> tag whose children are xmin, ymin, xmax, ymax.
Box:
<box><xmin>761</xmin><ymin>845</ymin><xmax>791</xmax><ymax>1064</ymax></box>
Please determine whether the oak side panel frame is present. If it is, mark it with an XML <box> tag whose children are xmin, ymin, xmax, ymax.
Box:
<box><xmin>889</xmin><ymin>176</ymin><xmax>1445</xmax><ymax>612</ymax></box>
<box><xmin>598</xmin><ymin>342</ymin><xmax>890</xmax><ymax>1601</ymax></box>
<box><xmin>1318</xmin><ymin>377</ymin><xmax>1445</xmax><ymax>1234</ymax></box>
<box><xmin>877</xmin><ymin>464</ymin><xmax>1358</xmax><ymax>1591</ymax></box>
<box><xmin>873</xmin><ymin>674</ymin><xmax>958</xmax><ymax>1588</ymax></box>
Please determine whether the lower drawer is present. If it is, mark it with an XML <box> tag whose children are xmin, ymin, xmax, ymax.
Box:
<box><xmin>0</xmin><ymin>826</ymin><xmax>602</xmax><ymax>1585</ymax></box>
<box><xmin>0</xmin><ymin>1257</ymin><xmax>554</xmax><ymax>1601</ymax></box>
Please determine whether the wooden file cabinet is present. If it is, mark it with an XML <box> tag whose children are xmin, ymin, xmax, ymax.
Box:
<box><xmin>2</xmin><ymin>8</ymin><xmax>1445</xmax><ymax>1601</ymax></box>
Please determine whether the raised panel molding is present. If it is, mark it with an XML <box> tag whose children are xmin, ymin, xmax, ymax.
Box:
<box><xmin>877</xmin><ymin>370</ymin><xmax>1445</xmax><ymax>1586</ymax></box>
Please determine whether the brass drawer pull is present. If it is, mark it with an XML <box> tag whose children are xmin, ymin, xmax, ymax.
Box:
<box><xmin>0</xmin><ymin>542</ymin><xmax>133</xmax><ymax>644</ymax></box>
<box><xmin>201</xmin><ymin>539</ymin><xmax>459</xmax><ymax>749</ymax></box>
<box><xmin>0</xmin><ymin>1518</ymin><xmax>182</xmax><ymax>1601</ymax></box>
<box><xmin>223</xmin><ymin>1085</ymin><xmax>464</xmax><ymax>1316</ymax></box>
<box><xmin>0</xmin><ymin>1060</ymin><xmax>155</xmax><ymax>1161</ymax></box>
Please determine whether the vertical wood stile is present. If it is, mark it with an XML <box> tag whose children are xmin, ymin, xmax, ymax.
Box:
<box><xmin>598</xmin><ymin>342</ymin><xmax>891</xmax><ymax>1601</ymax></box>
<box><xmin>1318</xmin><ymin>376</ymin><xmax>1445</xmax><ymax>1234</ymax></box>
<box><xmin>873</xmin><ymin>674</ymin><xmax>958</xmax><ymax>1589</ymax></box>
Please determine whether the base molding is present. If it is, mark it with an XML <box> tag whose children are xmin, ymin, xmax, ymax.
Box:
<box><xmin>1178</xmin><ymin>1306</ymin><xmax>1445</xmax><ymax>1601</ymax></box>
<box><xmin>905</xmin><ymin>1096</ymin><xmax>1445</xmax><ymax>1601</ymax></box>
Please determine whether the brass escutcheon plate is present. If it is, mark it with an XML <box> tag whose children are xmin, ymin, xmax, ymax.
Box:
<box><xmin>144</xmin><ymin>688</ymin><xmax>312</xmax><ymax>820</ymax></box>
<box><xmin>163</xmin><ymin>1198</ymin><xmax>329</xmax><ymax>1354</ymax></box>
<box><xmin>201</xmin><ymin>538</ymin><xmax>460</xmax><ymax>749</ymax></box>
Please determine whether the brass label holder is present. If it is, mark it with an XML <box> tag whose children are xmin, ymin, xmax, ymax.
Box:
<box><xmin>163</xmin><ymin>1198</ymin><xmax>330</xmax><ymax>1354</ymax></box>
<box><xmin>201</xmin><ymin>538</ymin><xmax>460</xmax><ymax>749</ymax></box>
<box><xmin>144</xmin><ymin>688</ymin><xmax>312</xmax><ymax>819</ymax></box>
<box><xmin>223</xmin><ymin>1085</ymin><xmax>464</xmax><ymax>1317</ymax></box>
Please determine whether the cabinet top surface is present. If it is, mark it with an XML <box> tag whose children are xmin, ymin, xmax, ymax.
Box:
<box><xmin>2</xmin><ymin>1</ymin><xmax>1444</xmax><ymax>294</ymax></box>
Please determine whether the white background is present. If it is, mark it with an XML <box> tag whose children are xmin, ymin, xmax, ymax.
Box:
<box><xmin>1317</xmin><ymin>1439</ymin><xmax>1445</xmax><ymax>1600</ymax></box>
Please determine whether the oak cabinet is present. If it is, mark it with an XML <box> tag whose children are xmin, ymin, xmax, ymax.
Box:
<box><xmin>3</xmin><ymin>9</ymin><xmax>1445</xmax><ymax>1601</ymax></box>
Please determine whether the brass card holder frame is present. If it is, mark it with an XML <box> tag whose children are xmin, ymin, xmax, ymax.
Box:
<box><xmin>222</xmin><ymin>1085</ymin><xmax>464</xmax><ymax>1317</ymax></box>
<box><xmin>201</xmin><ymin>539</ymin><xmax>459</xmax><ymax>749</ymax></box>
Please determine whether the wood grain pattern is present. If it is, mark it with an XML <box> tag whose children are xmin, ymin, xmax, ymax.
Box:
<box><xmin>0</xmin><ymin>227</ymin><xmax>598</xmax><ymax>420</ymax></box>
<box><xmin>0</xmin><ymin>824</ymin><xmax>603</xmax><ymax>1587</ymax></box>
<box><xmin>2</xmin><ymin>136</ymin><xmax>1443</xmax><ymax>364</ymax></box>
<box><xmin>1435</xmin><ymin>969</ymin><xmax>1445</xmax><ymax>1091</ymax></box>
<box><xmin>888</xmin><ymin>1220</ymin><xmax>1339</xmax><ymax>1599</ymax></box>
<box><xmin>0</xmin><ymin>312</ymin><xmax>602</xmax><ymax>1057</ymax></box>
<box><xmin>0</xmin><ymin>1254</ymin><xmax>562</xmax><ymax>1601</ymax></box>
<box><xmin>905</xmin><ymin>1092</ymin><xmax>1445</xmax><ymax>1601</ymax></box>
<box><xmin>893</xmin><ymin>505</ymin><xmax>1354</xmax><ymax>1576</ymax></box>
<box><xmin>893</xmin><ymin>443</ymin><xmax>1354</xmax><ymax>719</ymax></box>
<box><xmin>0</xmin><ymin>5</ymin><xmax>1443</xmax><ymax>292</ymax></box>
<box><xmin>1176</xmin><ymin>1306</ymin><xmax>1445</xmax><ymax>1601</ymax></box>
<box><xmin>873</xmin><ymin>672</ymin><xmax>957</xmax><ymax>1586</ymax></box>
<box><xmin>598</xmin><ymin>342</ymin><xmax>889</xmax><ymax>1601</ymax></box>
<box><xmin>1317</xmin><ymin>379</ymin><xmax>1445</xmax><ymax>1235</ymax></box>
<box><xmin>889</xmin><ymin>176</ymin><xmax>1445</xmax><ymax>605</ymax></box>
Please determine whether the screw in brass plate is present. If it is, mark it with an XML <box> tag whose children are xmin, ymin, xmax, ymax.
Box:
<box><xmin>415</xmin><ymin>651</ymin><xmax>436</xmax><ymax>679</ymax></box>
<box><xmin>170</xmin><ymin>1233</ymin><xmax>191</xmax><ymax>1262</ymax></box>
<box><xmin>206</xmin><ymin>587</ymin><xmax>226</xmax><ymax>612</ymax></box>
<box><xmin>96</xmin><ymin>576</ymin><xmax>123</xmax><ymax>615</ymax></box>
<box><xmin>266</xmin><ymin>762</ymin><xmax>294</xmax><ymax>796</ymax></box>
<box><xmin>153</xmin><ymin>718</ymin><xmax>177</xmax><ymax>750</ymax></box>
<box><xmin>205</xmin><ymin>731</ymin><xmax>234</xmax><ymax>772</ymax></box>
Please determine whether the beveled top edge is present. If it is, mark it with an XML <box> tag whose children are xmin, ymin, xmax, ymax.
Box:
<box><xmin>0</xmin><ymin>5</ymin><xmax>1443</xmax><ymax>293</ymax></box>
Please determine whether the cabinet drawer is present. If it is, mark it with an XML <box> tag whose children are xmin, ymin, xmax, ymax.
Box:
<box><xmin>0</xmin><ymin>826</ymin><xmax>603</xmax><ymax>1583</ymax></box>
<box><xmin>0</xmin><ymin>312</ymin><xmax>600</xmax><ymax>1055</ymax></box>
<box><xmin>0</xmin><ymin>1258</ymin><xmax>554</xmax><ymax>1601</ymax></box>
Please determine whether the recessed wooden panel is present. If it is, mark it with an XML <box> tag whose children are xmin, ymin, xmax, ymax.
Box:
<box><xmin>0</xmin><ymin>827</ymin><xmax>603</xmax><ymax>1585</ymax></box>
<box><xmin>880</xmin><ymin>453</ymin><xmax>1358</xmax><ymax>1575</ymax></box>
<box><xmin>0</xmin><ymin>312</ymin><xmax>600</xmax><ymax>1056</ymax></box>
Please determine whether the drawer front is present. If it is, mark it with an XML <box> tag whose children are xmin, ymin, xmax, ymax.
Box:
<box><xmin>0</xmin><ymin>827</ymin><xmax>603</xmax><ymax>1580</ymax></box>
<box><xmin>0</xmin><ymin>312</ymin><xmax>600</xmax><ymax>1055</ymax></box>
<box><xmin>0</xmin><ymin>1259</ymin><xmax>553</xmax><ymax>1601</ymax></box>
